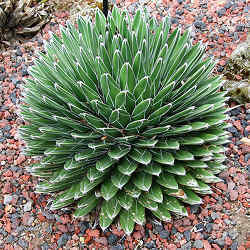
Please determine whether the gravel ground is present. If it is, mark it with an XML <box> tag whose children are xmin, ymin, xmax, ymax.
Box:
<box><xmin>0</xmin><ymin>0</ymin><xmax>249</xmax><ymax>249</ymax></box>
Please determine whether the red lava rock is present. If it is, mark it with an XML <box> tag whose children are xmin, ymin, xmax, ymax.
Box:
<box><xmin>238</xmin><ymin>246</ymin><xmax>246</xmax><ymax>250</ymax></box>
<box><xmin>22</xmin><ymin>212</ymin><xmax>33</xmax><ymax>226</ymax></box>
<box><xmin>225</xmin><ymin>236</ymin><xmax>233</xmax><ymax>246</ymax></box>
<box><xmin>3</xmin><ymin>170</ymin><xmax>13</xmax><ymax>177</ymax></box>
<box><xmin>230</xmin><ymin>190</ymin><xmax>239</xmax><ymax>201</ymax></box>
<box><xmin>203</xmin><ymin>240</ymin><xmax>212</xmax><ymax>250</ymax></box>
<box><xmin>245</xmin><ymin>241</ymin><xmax>250</xmax><ymax>248</ymax></box>
<box><xmin>2</xmin><ymin>182</ymin><xmax>13</xmax><ymax>194</ymax></box>
<box><xmin>87</xmin><ymin>229</ymin><xmax>100</xmax><ymax>238</ymax></box>
<box><xmin>168</xmin><ymin>243</ymin><xmax>177</xmax><ymax>250</ymax></box>
<box><xmin>133</xmin><ymin>231</ymin><xmax>142</xmax><ymax>240</ymax></box>
<box><xmin>212</xmin><ymin>243</ymin><xmax>221</xmax><ymax>250</ymax></box>
<box><xmin>216</xmin><ymin>182</ymin><xmax>227</xmax><ymax>191</ymax></box>
<box><xmin>227</xmin><ymin>181</ymin><xmax>235</xmax><ymax>191</ymax></box>
<box><xmin>37</xmin><ymin>213</ymin><xmax>46</xmax><ymax>222</ymax></box>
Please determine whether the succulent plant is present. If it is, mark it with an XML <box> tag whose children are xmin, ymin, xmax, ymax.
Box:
<box><xmin>0</xmin><ymin>0</ymin><xmax>51</xmax><ymax>43</ymax></box>
<box><xmin>19</xmin><ymin>7</ymin><xmax>229</xmax><ymax>234</ymax></box>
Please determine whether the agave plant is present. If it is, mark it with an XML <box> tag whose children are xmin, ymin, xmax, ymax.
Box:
<box><xmin>19</xmin><ymin>7</ymin><xmax>229</xmax><ymax>234</ymax></box>
<box><xmin>0</xmin><ymin>0</ymin><xmax>51</xmax><ymax>42</ymax></box>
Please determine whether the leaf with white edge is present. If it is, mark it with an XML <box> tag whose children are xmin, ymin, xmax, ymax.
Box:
<box><xmin>124</xmin><ymin>182</ymin><xmax>141</xmax><ymax>198</ymax></box>
<box><xmin>199</xmin><ymin>133</ymin><xmax>218</xmax><ymax>142</ymax></box>
<box><xmin>135</xmin><ymin>139</ymin><xmax>158</xmax><ymax>148</ymax></box>
<box><xmin>190</xmin><ymin>121</ymin><xmax>208</xmax><ymax>131</ymax></box>
<box><xmin>152</xmin><ymin>150</ymin><xmax>175</xmax><ymax>165</ymax></box>
<box><xmin>164</xmin><ymin>195</ymin><xmax>187</xmax><ymax>215</ymax></box>
<box><xmin>130</xmin><ymin>200</ymin><xmax>145</xmax><ymax>225</ymax></box>
<box><xmin>77</xmin><ymin>192</ymin><xmax>97</xmax><ymax>208</ymax></box>
<box><xmin>191</xmin><ymin>180</ymin><xmax>212</xmax><ymax>193</ymax></box>
<box><xmin>118</xmin><ymin>191</ymin><xmax>134</xmax><ymax>210</ymax></box>
<box><xmin>101</xmin><ymin>180</ymin><xmax>119</xmax><ymax>201</ymax></box>
<box><xmin>174</xmin><ymin>150</ymin><xmax>194</xmax><ymax>161</ymax></box>
<box><xmin>99</xmin><ymin>206</ymin><xmax>113</xmax><ymax>231</ymax></box>
<box><xmin>156</xmin><ymin>172</ymin><xmax>178</xmax><ymax>189</ymax></box>
<box><xmin>133</xmin><ymin>76</ymin><xmax>149</xmax><ymax>100</ymax></box>
<box><xmin>96</xmin><ymin>156</ymin><xmax>117</xmax><ymax>172</ymax></box>
<box><xmin>126</xmin><ymin>119</ymin><xmax>146</xmax><ymax>133</ymax></box>
<box><xmin>176</xmin><ymin>173</ymin><xmax>199</xmax><ymax>187</ymax></box>
<box><xmin>132</xmin><ymin>98</ymin><xmax>151</xmax><ymax>120</ymax></box>
<box><xmin>155</xmin><ymin>139</ymin><xmax>180</xmax><ymax>150</ymax></box>
<box><xmin>80</xmin><ymin>177</ymin><xmax>104</xmax><ymax>194</ymax></box>
<box><xmin>165</xmin><ymin>162</ymin><xmax>186</xmax><ymax>175</ymax></box>
<box><xmin>164</xmin><ymin>125</ymin><xmax>192</xmax><ymax>135</ymax></box>
<box><xmin>133</xmin><ymin>172</ymin><xmax>152</xmax><ymax>191</ymax></box>
<box><xmin>180</xmin><ymin>188</ymin><xmax>203</xmax><ymax>205</ymax></box>
<box><xmin>189</xmin><ymin>146</ymin><xmax>212</xmax><ymax>157</ymax></box>
<box><xmin>111</xmin><ymin>170</ymin><xmax>130</xmax><ymax>189</ymax></box>
<box><xmin>139</xmin><ymin>194</ymin><xmax>158</xmax><ymax>211</ymax></box>
<box><xmin>120</xmin><ymin>62</ymin><xmax>136</xmax><ymax>93</ymax></box>
<box><xmin>146</xmin><ymin>183</ymin><xmax>163</xmax><ymax>203</ymax></box>
<box><xmin>87</xmin><ymin>167</ymin><xmax>106</xmax><ymax>182</ymax></box>
<box><xmin>185</xmin><ymin>160</ymin><xmax>208</xmax><ymax>168</ymax></box>
<box><xmin>118</xmin><ymin>157</ymin><xmax>138</xmax><ymax>176</ymax></box>
<box><xmin>142</xmin><ymin>125</ymin><xmax>171</xmax><ymax>137</ymax></box>
<box><xmin>120</xmin><ymin>209</ymin><xmax>135</xmax><ymax>235</ymax></box>
<box><xmin>149</xmin><ymin>103</ymin><xmax>172</xmax><ymax>123</ymax></box>
<box><xmin>108</xmin><ymin>146</ymin><xmax>131</xmax><ymax>160</ymax></box>
<box><xmin>142</xmin><ymin>163</ymin><xmax>162</xmax><ymax>176</ymax></box>
<box><xmin>192</xmin><ymin>168</ymin><xmax>222</xmax><ymax>183</ymax></box>
<box><xmin>179</xmin><ymin>137</ymin><xmax>204</xmax><ymax>145</ymax></box>
<box><xmin>152</xmin><ymin>203</ymin><xmax>171</xmax><ymax>222</ymax></box>
<box><xmin>102</xmin><ymin>197</ymin><xmax>121</xmax><ymax>220</ymax></box>
<box><xmin>74</xmin><ymin>196</ymin><xmax>99</xmax><ymax>217</ymax></box>
<box><xmin>129</xmin><ymin>148</ymin><xmax>152</xmax><ymax>165</ymax></box>
<box><xmin>163</xmin><ymin>188</ymin><xmax>187</xmax><ymax>199</ymax></box>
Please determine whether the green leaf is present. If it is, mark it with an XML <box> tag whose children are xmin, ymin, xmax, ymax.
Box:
<box><xmin>130</xmin><ymin>200</ymin><xmax>145</xmax><ymax>225</ymax></box>
<box><xmin>120</xmin><ymin>209</ymin><xmax>135</xmax><ymax>235</ymax></box>
<box><xmin>102</xmin><ymin>197</ymin><xmax>121</xmax><ymax>220</ymax></box>
<box><xmin>156</xmin><ymin>172</ymin><xmax>178</xmax><ymax>189</ymax></box>
<box><xmin>99</xmin><ymin>206</ymin><xmax>113</xmax><ymax>231</ymax></box>
<box><xmin>148</xmin><ymin>103</ymin><xmax>172</xmax><ymax>123</ymax></box>
<box><xmin>132</xmin><ymin>98</ymin><xmax>151</xmax><ymax>120</ymax></box>
<box><xmin>101</xmin><ymin>180</ymin><xmax>119</xmax><ymax>201</ymax></box>
<box><xmin>155</xmin><ymin>139</ymin><xmax>180</xmax><ymax>150</ymax></box>
<box><xmin>146</xmin><ymin>183</ymin><xmax>163</xmax><ymax>203</ymax></box>
<box><xmin>120</xmin><ymin>62</ymin><xmax>136</xmax><ymax>92</ymax></box>
<box><xmin>174</xmin><ymin>150</ymin><xmax>194</xmax><ymax>161</ymax></box>
<box><xmin>164</xmin><ymin>196</ymin><xmax>187</xmax><ymax>215</ymax></box>
<box><xmin>74</xmin><ymin>194</ymin><xmax>99</xmax><ymax>217</ymax></box>
<box><xmin>126</xmin><ymin>119</ymin><xmax>146</xmax><ymax>133</ymax></box>
<box><xmin>199</xmin><ymin>133</ymin><xmax>218</xmax><ymax>142</ymax></box>
<box><xmin>165</xmin><ymin>162</ymin><xmax>186</xmax><ymax>175</ymax></box>
<box><xmin>152</xmin><ymin>150</ymin><xmax>175</xmax><ymax>165</ymax></box>
<box><xmin>185</xmin><ymin>160</ymin><xmax>208</xmax><ymax>168</ymax></box>
<box><xmin>96</xmin><ymin>156</ymin><xmax>117</xmax><ymax>172</ymax></box>
<box><xmin>192</xmin><ymin>168</ymin><xmax>222</xmax><ymax>183</ymax></box>
<box><xmin>124</xmin><ymin>182</ymin><xmax>141</xmax><ymax>198</ymax></box>
<box><xmin>117</xmin><ymin>157</ymin><xmax>138</xmax><ymax>176</ymax></box>
<box><xmin>111</xmin><ymin>170</ymin><xmax>130</xmax><ymax>189</ymax></box>
<box><xmin>133</xmin><ymin>76</ymin><xmax>149</xmax><ymax>101</ymax></box>
<box><xmin>135</xmin><ymin>139</ymin><xmax>158</xmax><ymax>148</ymax></box>
<box><xmin>108</xmin><ymin>146</ymin><xmax>131</xmax><ymax>160</ymax></box>
<box><xmin>139</xmin><ymin>194</ymin><xmax>158</xmax><ymax>211</ymax></box>
<box><xmin>87</xmin><ymin>167</ymin><xmax>106</xmax><ymax>182</ymax></box>
<box><xmin>133</xmin><ymin>172</ymin><xmax>152</xmax><ymax>191</ymax></box>
<box><xmin>129</xmin><ymin>148</ymin><xmax>152</xmax><ymax>165</ymax></box>
<box><xmin>142</xmin><ymin>163</ymin><xmax>162</xmax><ymax>176</ymax></box>
<box><xmin>118</xmin><ymin>191</ymin><xmax>134</xmax><ymax>210</ymax></box>
<box><xmin>80</xmin><ymin>177</ymin><xmax>104</xmax><ymax>194</ymax></box>
<box><xmin>163</xmin><ymin>188</ymin><xmax>187</xmax><ymax>199</ymax></box>
<box><xmin>179</xmin><ymin>136</ymin><xmax>204</xmax><ymax>145</ymax></box>
<box><xmin>176</xmin><ymin>173</ymin><xmax>199</xmax><ymax>187</ymax></box>
<box><xmin>142</xmin><ymin>125</ymin><xmax>171</xmax><ymax>137</ymax></box>
<box><xmin>180</xmin><ymin>188</ymin><xmax>203</xmax><ymax>205</ymax></box>
<box><xmin>152</xmin><ymin>203</ymin><xmax>171</xmax><ymax>222</ymax></box>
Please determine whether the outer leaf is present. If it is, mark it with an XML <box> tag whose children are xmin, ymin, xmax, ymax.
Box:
<box><xmin>111</xmin><ymin>170</ymin><xmax>130</xmax><ymax>189</ymax></box>
<box><xmin>102</xmin><ymin>197</ymin><xmax>121</xmax><ymax>220</ymax></box>
<box><xmin>133</xmin><ymin>172</ymin><xmax>152</xmax><ymax>191</ymax></box>
<box><xmin>129</xmin><ymin>148</ymin><xmax>152</xmax><ymax>165</ymax></box>
<box><xmin>118</xmin><ymin>157</ymin><xmax>138</xmax><ymax>176</ymax></box>
<box><xmin>101</xmin><ymin>180</ymin><xmax>119</xmax><ymax>201</ymax></box>
<box><xmin>130</xmin><ymin>200</ymin><xmax>145</xmax><ymax>225</ymax></box>
<box><xmin>152</xmin><ymin>150</ymin><xmax>175</xmax><ymax>165</ymax></box>
<box><xmin>156</xmin><ymin>172</ymin><xmax>178</xmax><ymax>189</ymax></box>
<box><xmin>120</xmin><ymin>209</ymin><xmax>135</xmax><ymax>235</ymax></box>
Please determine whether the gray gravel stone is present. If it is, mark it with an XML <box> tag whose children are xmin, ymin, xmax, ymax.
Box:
<box><xmin>23</xmin><ymin>200</ymin><xmax>33</xmax><ymax>212</ymax></box>
<box><xmin>231</xmin><ymin>241</ymin><xmax>238</xmax><ymax>250</ymax></box>
<box><xmin>6</xmin><ymin>235</ymin><xmax>15</xmax><ymax>243</ymax></box>
<box><xmin>211</xmin><ymin>212</ymin><xmax>219</xmax><ymax>220</ymax></box>
<box><xmin>41</xmin><ymin>242</ymin><xmax>49</xmax><ymax>250</ymax></box>
<box><xmin>184</xmin><ymin>230</ymin><xmax>191</xmax><ymax>241</ymax></box>
<box><xmin>4</xmin><ymin>195</ymin><xmax>13</xmax><ymax>205</ymax></box>
<box><xmin>228</xmin><ymin>229</ymin><xmax>238</xmax><ymax>240</ymax></box>
<box><xmin>215</xmin><ymin>239</ymin><xmax>225</xmax><ymax>248</ymax></box>
<box><xmin>205</xmin><ymin>223</ymin><xmax>213</xmax><ymax>233</ymax></box>
<box><xmin>57</xmin><ymin>233</ymin><xmax>70</xmax><ymax>247</ymax></box>
<box><xmin>18</xmin><ymin>239</ymin><xmax>28</xmax><ymax>248</ymax></box>
<box><xmin>181</xmin><ymin>241</ymin><xmax>191</xmax><ymax>250</ymax></box>
<box><xmin>159</xmin><ymin>230</ymin><xmax>170</xmax><ymax>239</ymax></box>
<box><xmin>193</xmin><ymin>240</ymin><xmax>203</xmax><ymax>248</ymax></box>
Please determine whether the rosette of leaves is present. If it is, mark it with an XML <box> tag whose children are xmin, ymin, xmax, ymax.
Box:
<box><xmin>0</xmin><ymin>0</ymin><xmax>51</xmax><ymax>42</ymax></box>
<box><xmin>20</xmin><ymin>7</ymin><xmax>229</xmax><ymax>234</ymax></box>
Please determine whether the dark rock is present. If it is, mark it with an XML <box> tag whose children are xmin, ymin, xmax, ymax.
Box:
<box><xmin>0</xmin><ymin>66</ymin><xmax>4</xmax><ymax>73</ymax></box>
<box><xmin>159</xmin><ymin>230</ymin><xmax>170</xmax><ymax>239</ymax></box>
<box><xmin>224</xmin><ymin>1</ymin><xmax>233</xmax><ymax>9</ymax></box>
<box><xmin>10</xmin><ymin>93</ymin><xmax>17</xmax><ymax>105</ymax></box>
<box><xmin>6</xmin><ymin>235</ymin><xmax>16</xmax><ymax>243</ymax></box>
<box><xmin>243</xmin><ymin>6</ymin><xmax>249</xmax><ymax>13</ymax></box>
<box><xmin>235</xmin><ymin>24</ymin><xmax>245</xmax><ymax>32</ymax></box>
<box><xmin>154</xmin><ymin>224</ymin><xmax>163</xmax><ymax>233</ymax></box>
<box><xmin>145</xmin><ymin>241</ymin><xmax>156</xmax><ymax>249</ymax></box>
<box><xmin>241</xmin><ymin>120</ymin><xmax>248</xmax><ymax>128</ymax></box>
<box><xmin>57</xmin><ymin>233</ymin><xmax>70</xmax><ymax>248</ymax></box>
<box><xmin>16</xmin><ymin>48</ymin><xmax>23</xmax><ymax>57</ymax></box>
<box><xmin>194</xmin><ymin>21</ymin><xmax>206</xmax><ymax>30</ymax></box>
<box><xmin>171</xmin><ymin>226</ymin><xmax>177</xmax><ymax>234</ymax></box>
<box><xmin>217</xmin><ymin>8</ymin><xmax>226</xmax><ymax>17</ymax></box>
<box><xmin>245</xmin><ymin>153</ymin><xmax>250</xmax><ymax>162</ymax></box>
<box><xmin>195</xmin><ymin>223</ymin><xmax>204</xmax><ymax>232</ymax></box>
<box><xmin>171</xmin><ymin>18</ymin><xmax>179</xmax><ymax>25</ymax></box>
<box><xmin>193</xmin><ymin>240</ymin><xmax>203</xmax><ymax>248</ymax></box>
<box><xmin>190</xmin><ymin>204</ymin><xmax>200</xmax><ymax>214</ymax></box>
<box><xmin>228</xmin><ymin>229</ymin><xmax>238</xmax><ymax>240</ymax></box>
<box><xmin>205</xmin><ymin>223</ymin><xmax>213</xmax><ymax>233</ymax></box>
<box><xmin>176</xmin><ymin>9</ymin><xmax>184</xmax><ymax>16</ymax></box>
<box><xmin>215</xmin><ymin>239</ymin><xmax>225</xmax><ymax>248</ymax></box>
<box><xmin>177</xmin><ymin>0</ymin><xmax>183</xmax><ymax>4</ymax></box>
<box><xmin>182</xmin><ymin>241</ymin><xmax>191</xmax><ymax>250</ymax></box>
<box><xmin>184</xmin><ymin>230</ymin><xmax>191</xmax><ymax>241</ymax></box>
<box><xmin>79</xmin><ymin>221</ymin><xmax>89</xmax><ymax>234</ymax></box>
<box><xmin>0</xmin><ymin>228</ymin><xmax>8</xmax><ymax>237</ymax></box>
<box><xmin>41</xmin><ymin>242</ymin><xmax>49</xmax><ymax>250</ymax></box>
<box><xmin>231</xmin><ymin>241</ymin><xmax>238</xmax><ymax>250</ymax></box>
<box><xmin>108</xmin><ymin>234</ymin><xmax>118</xmax><ymax>245</ymax></box>
<box><xmin>110</xmin><ymin>244</ymin><xmax>124</xmax><ymax>250</ymax></box>
<box><xmin>217</xmin><ymin>66</ymin><xmax>224</xmax><ymax>72</ymax></box>
<box><xmin>0</xmin><ymin>74</ymin><xmax>6</xmax><ymax>81</ymax></box>
<box><xmin>18</xmin><ymin>239</ymin><xmax>28</xmax><ymax>248</ymax></box>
